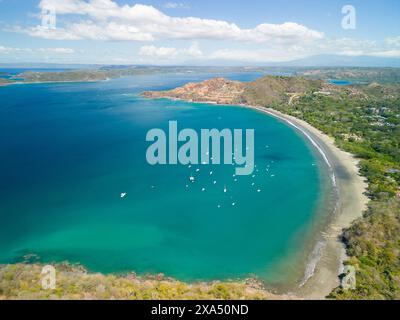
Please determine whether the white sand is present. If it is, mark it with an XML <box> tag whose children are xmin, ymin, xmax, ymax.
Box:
<box><xmin>246</xmin><ymin>106</ymin><xmax>369</xmax><ymax>300</ymax></box>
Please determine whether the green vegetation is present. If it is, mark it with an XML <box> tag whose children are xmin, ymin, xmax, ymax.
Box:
<box><xmin>0</xmin><ymin>78</ymin><xmax>12</xmax><ymax>86</ymax></box>
<box><xmin>330</xmin><ymin>199</ymin><xmax>400</xmax><ymax>299</ymax></box>
<box><xmin>242</xmin><ymin>76</ymin><xmax>323</xmax><ymax>105</ymax></box>
<box><xmin>0</xmin><ymin>263</ymin><xmax>269</xmax><ymax>300</ymax></box>
<box><xmin>244</xmin><ymin>79</ymin><xmax>400</xmax><ymax>300</ymax></box>
<box><xmin>298</xmin><ymin>67</ymin><xmax>400</xmax><ymax>84</ymax></box>
<box><xmin>18</xmin><ymin>70</ymin><xmax>110</xmax><ymax>83</ymax></box>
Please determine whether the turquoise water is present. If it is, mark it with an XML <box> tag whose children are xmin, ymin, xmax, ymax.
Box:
<box><xmin>0</xmin><ymin>68</ymin><xmax>71</xmax><ymax>80</ymax></box>
<box><xmin>0</xmin><ymin>73</ymin><xmax>324</xmax><ymax>286</ymax></box>
<box><xmin>329</xmin><ymin>79</ymin><xmax>353</xmax><ymax>86</ymax></box>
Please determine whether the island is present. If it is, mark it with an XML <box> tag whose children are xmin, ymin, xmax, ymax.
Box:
<box><xmin>0</xmin><ymin>78</ymin><xmax>12</xmax><ymax>86</ymax></box>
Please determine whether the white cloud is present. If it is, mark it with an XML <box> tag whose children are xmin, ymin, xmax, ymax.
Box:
<box><xmin>321</xmin><ymin>38</ymin><xmax>376</xmax><ymax>52</ymax></box>
<box><xmin>183</xmin><ymin>42</ymin><xmax>203</xmax><ymax>57</ymax></box>
<box><xmin>5</xmin><ymin>0</ymin><xmax>398</xmax><ymax>63</ymax></box>
<box><xmin>385</xmin><ymin>36</ymin><xmax>400</xmax><ymax>47</ymax></box>
<box><xmin>206</xmin><ymin>47</ymin><xmax>400</xmax><ymax>63</ymax></box>
<box><xmin>0</xmin><ymin>45</ymin><xmax>74</xmax><ymax>54</ymax></box>
<box><xmin>364</xmin><ymin>50</ymin><xmax>400</xmax><ymax>58</ymax></box>
<box><xmin>13</xmin><ymin>0</ymin><xmax>323</xmax><ymax>44</ymax></box>
<box><xmin>9</xmin><ymin>25</ymin><xmax>82</xmax><ymax>40</ymax></box>
<box><xmin>139</xmin><ymin>42</ymin><xmax>203</xmax><ymax>60</ymax></box>
<box><xmin>37</xmin><ymin>47</ymin><xmax>75</xmax><ymax>54</ymax></box>
<box><xmin>202</xmin><ymin>36</ymin><xmax>400</xmax><ymax>62</ymax></box>
<box><xmin>208</xmin><ymin>47</ymin><xmax>308</xmax><ymax>63</ymax></box>
<box><xmin>338</xmin><ymin>50</ymin><xmax>400</xmax><ymax>58</ymax></box>
<box><xmin>0</xmin><ymin>46</ymin><xmax>33</xmax><ymax>54</ymax></box>
<box><xmin>325</xmin><ymin>38</ymin><xmax>400</xmax><ymax>58</ymax></box>
<box><xmin>139</xmin><ymin>45</ymin><xmax>178</xmax><ymax>58</ymax></box>
<box><xmin>164</xmin><ymin>2</ymin><xmax>190</xmax><ymax>9</ymax></box>
<box><xmin>205</xmin><ymin>37</ymin><xmax>374</xmax><ymax>63</ymax></box>
<box><xmin>243</xmin><ymin>22</ymin><xmax>324</xmax><ymax>43</ymax></box>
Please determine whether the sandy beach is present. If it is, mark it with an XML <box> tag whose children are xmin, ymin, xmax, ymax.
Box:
<box><xmin>141</xmin><ymin>93</ymin><xmax>370</xmax><ymax>299</ymax></box>
<box><xmin>246</xmin><ymin>106</ymin><xmax>369</xmax><ymax>299</ymax></box>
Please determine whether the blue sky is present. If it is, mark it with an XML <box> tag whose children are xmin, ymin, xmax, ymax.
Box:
<box><xmin>0</xmin><ymin>0</ymin><xmax>399</xmax><ymax>64</ymax></box>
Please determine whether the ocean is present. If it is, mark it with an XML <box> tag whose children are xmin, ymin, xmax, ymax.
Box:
<box><xmin>0</xmin><ymin>71</ymin><xmax>332</xmax><ymax>288</ymax></box>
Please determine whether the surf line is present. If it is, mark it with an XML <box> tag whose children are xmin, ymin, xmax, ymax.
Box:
<box><xmin>249</xmin><ymin>105</ymin><xmax>342</xmax><ymax>288</ymax></box>
<box><xmin>251</xmin><ymin>106</ymin><xmax>337</xmax><ymax>187</ymax></box>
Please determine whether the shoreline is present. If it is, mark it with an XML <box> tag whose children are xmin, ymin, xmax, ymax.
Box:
<box><xmin>0</xmin><ymin>79</ymin><xmax>109</xmax><ymax>87</ymax></box>
<box><xmin>243</xmin><ymin>105</ymin><xmax>369</xmax><ymax>299</ymax></box>
<box><xmin>143</xmin><ymin>96</ymin><xmax>369</xmax><ymax>299</ymax></box>
<box><xmin>1</xmin><ymin>89</ymin><xmax>370</xmax><ymax>299</ymax></box>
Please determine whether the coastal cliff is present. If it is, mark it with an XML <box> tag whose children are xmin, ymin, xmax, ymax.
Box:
<box><xmin>143</xmin><ymin>77</ymin><xmax>246</xmax><ymax>104</ymax></box>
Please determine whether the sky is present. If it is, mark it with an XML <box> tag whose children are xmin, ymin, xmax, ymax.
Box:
<box><xmin>0</xmin><ymin>0</ymin><xmax>399</xmax><ymax>65</ymax></box>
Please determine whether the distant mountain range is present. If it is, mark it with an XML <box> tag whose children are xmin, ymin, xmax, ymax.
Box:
<box><xmin>278</xmin><ymin>55</ymin><xmax>400</xmax><ymax>68</ymax></box>
<box><xmin>1</xmin><ymin>54</ymin><xmax>399</xmax><ymax>69</ymax></box>
<box><xmin>185</xmin><ymin>54</ymin><xmax>400</xmax><ymax>68</ymax></box>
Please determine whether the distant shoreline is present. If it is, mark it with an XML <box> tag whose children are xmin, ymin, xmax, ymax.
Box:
<box><xmin>0</xmin><ymin>79</ymin><xmax>109</xmax><ymax>86</ymax></box>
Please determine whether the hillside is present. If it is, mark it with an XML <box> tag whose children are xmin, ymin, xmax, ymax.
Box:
<box><xmin>0</xmin><ymin>78</ymin><xmax>11</xmax><ymax>86</ymax></box>
<box><xmin>242</xmin><ymin>76</ymin><xmax>327</xmax><ymax>105</ymax></box>
<box><xmin>143</xmin><ymin>75</ymin><xmax>343</xmax><ymax>105</ymax></box>
<box><xmin>143</xmin><ymin>77</ymin><xmax>246</xmax><ymax>104</ymax></box>
<box><xmin>18</xmin><ymin>70</ymin><xmax>110</xmax><ymax>83</ymax></box>
<box><xmin>0</xmin><ymin>263</ymin><xmax>277</xmax><ymax>300</ymax></box>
